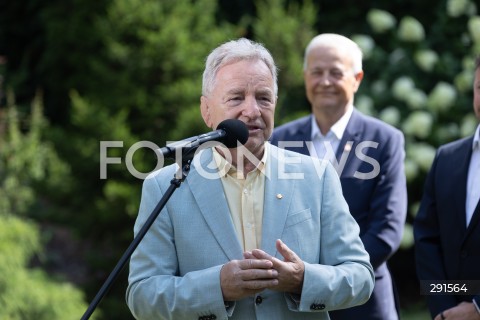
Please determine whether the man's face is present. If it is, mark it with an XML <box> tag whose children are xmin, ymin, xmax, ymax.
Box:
<box><xmin>474</xmin><ymin>67</ymin><xmax>480</xmax><ymax>121</ymax></box>
<box><xmin>304</xmin><ymin>44</ymin><xmax>363</xmax><ymax>115</ymax></box>
<box><xmin>200</xmin><ymin>59</ymin><xmax>276</xmax><ymax>156</ymax></box>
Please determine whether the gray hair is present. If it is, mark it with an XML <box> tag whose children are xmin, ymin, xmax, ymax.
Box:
<box><xmin>303</xmin><ymin>33</ymin><xmax>363</xmax><ymax>75</ymax></box>
<box><xmin>202</xmin><ymin>38</ymin><xmax>278</xmax><ymax>97</ymax></box>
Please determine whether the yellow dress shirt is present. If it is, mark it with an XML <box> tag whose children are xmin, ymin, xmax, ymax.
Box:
<box><xmin>213</xmin><ymin>146</ymin><xmax>267</xmax><ymax>251</ymax></box>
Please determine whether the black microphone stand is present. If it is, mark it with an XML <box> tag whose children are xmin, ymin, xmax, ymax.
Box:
<box><xmin>81</xmin><ymin>148</ymin><xmax>196</xmax><ymax>320</ymax></box>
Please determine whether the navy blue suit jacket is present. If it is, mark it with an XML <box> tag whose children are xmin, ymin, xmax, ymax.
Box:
<box><xmin>270</xmin><ymin>110</ymin><xmax>407</xmax><ymax>320</ymax></box>
<box><xmin>414</xmin><ymin>135</ymin><xmax>480</xmax><ymax>318</ymax></box>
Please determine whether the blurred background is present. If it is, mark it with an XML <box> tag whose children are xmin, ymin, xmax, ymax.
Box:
<box><xmin>1</xmin><ymin>0</ymin><xmax>479</xmax><ymax>319</ymax></box>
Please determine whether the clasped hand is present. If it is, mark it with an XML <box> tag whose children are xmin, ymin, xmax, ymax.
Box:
<box><xmin>434</xmin><ymin>302</ymin><xmax>480</xmax><ymax>320</ymax></box>
<box><xmin>220</xmin><ymin>239</ymin><xmax>305</xmax><ymax>301</ymax></box>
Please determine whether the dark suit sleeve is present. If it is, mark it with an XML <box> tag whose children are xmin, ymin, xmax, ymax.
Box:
<box><xmin>413</xmin><ymin>151</ymin><xmax>458</xmax><ymax>318</ymax></box>
<box><xmin>360</xmin><ymin>130</ymin><xmax>407</xmax><ymax>269</ymax></box>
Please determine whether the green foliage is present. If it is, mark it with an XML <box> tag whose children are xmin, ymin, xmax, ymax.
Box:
<box><xmin>2</xmin><ymin>1</ymin><xmax>241</xmax><ymax>318</ymax></box>
<box><xmin>0</xmin><ymin>216</ymin><xmax>93</xmax><ymax>320</ymax></box>
<box><xmin>254</xmin><ymin>0</ymin><xmax>317</xmax><ymax>88</ymax></box>
<box><xmin>348</xmin><ymin>2</ymin><xmax>479</xmax><ymax>249</ymax></box>
<box><xmin>93</xmin><ymin>0</ymin><xmax>239</xmax><ymax>141</ymax></box>
<box><xmin>37</xmin><ymin>0</ymin><xmax>243</xmax><ymax>250</ymax></box>
<box><xmin>0</xmin><ymin>0</ymin><xmax>110</xmax><ymax>123</ymax></box>
<box><xmin>2</xmin><ymin>0</ymin><xmax>480</xmax><ymax>317</ymax></box>
<box><xmin>0</xmin><ymin>91</ymin><xmax>71</xmax><ymax>217</ymax></box>
<box><xmin>29</xmin><ymin>0</ymin><xmax>243</xmax><ymax>238</ymax></box>
<box><xmin>253</xmin><ymin>0</ymin><xmax>318</xmax><ymax>122</ymax></box>
<box><xmin>0</xmin><ymin>94</ymin><xmax>92</xmax><ymax>319</ymax></box>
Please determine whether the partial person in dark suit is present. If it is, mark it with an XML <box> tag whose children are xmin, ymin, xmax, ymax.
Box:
<box><xmin>414</xmin><ymin>56</ymin><xmax>480</xmax><ymax>320</ymax></box>
<box><xmin>270</xmin><ymin>33</ymin><xmax>407</xmax><ymax>320</ymax></box>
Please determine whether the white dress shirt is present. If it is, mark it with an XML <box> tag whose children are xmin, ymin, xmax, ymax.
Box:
<box><xmin>466</xmin><ymin>124</ymin><xmax>480</xmax><ymax>227</ymax></box>
<box><xmin>310</xmin><ymin>105</ymin><xmax>354</xmax><ymax>162</ymax></box>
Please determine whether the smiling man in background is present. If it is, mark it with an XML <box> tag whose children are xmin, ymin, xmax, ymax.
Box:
<box><xmin>271</xmin><ymin>33</ymin><xmax>407</xmax><ymax>320</ymax></box>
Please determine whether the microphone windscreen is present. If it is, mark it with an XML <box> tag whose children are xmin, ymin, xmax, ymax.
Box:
<box><xmin>216</xmin><ymin>119</ymin><xmax>249</xmax><ymax>148</ymax></box>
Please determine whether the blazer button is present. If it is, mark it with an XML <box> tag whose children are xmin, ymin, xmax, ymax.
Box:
<box><xmin>310</xmin><ymin>303</ymin><xmax>326</xmax><ymax>310</ymax></box>
<box><xmin>255</xmin><ymin>295</ymin><xmax>263</xmax><ymax>304</ymax></box>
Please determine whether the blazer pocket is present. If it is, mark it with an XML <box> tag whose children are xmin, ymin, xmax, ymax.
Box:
<box><xmin>284</xmin><ymin>208</ymin><xmax>312</xmax><ymax>228</ymax></box>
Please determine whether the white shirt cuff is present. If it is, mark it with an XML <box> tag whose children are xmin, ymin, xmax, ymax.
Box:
<box><xmin>473</xmin><ymin>298</ymin><xmax>480</xmax><ymax>315</ymax></box>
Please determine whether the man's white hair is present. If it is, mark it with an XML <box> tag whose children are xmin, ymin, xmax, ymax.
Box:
<box><xmin>202</xmin><ymin>38</ymin><xmax>278</xmax><ymax>97</ymax></box>
<box><xmin>303</xmin><ymin>33</ymin><xmax>363</xmax><ymax>74</ymax></box>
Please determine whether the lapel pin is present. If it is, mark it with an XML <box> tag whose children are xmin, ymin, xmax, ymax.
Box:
<box><xmin>276</xmin><ymin>194</ymin><xmax>283</xmax><ymax>199</ymax></box>
<box><xmin>344</xmin><ymin>143</ymin><xmax>352</xmax><ymax>152</ymax></box>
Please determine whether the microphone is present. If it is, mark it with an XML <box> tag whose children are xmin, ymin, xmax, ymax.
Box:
<box><xmin>158</xmin><ymin>119</ymin><xmax>249</xmax><ymax>159</ymax></box>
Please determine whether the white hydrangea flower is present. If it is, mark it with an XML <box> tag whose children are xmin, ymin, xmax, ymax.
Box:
<box><xmin>427</xmin><ymin>82</ymin><xmax>457</xmax><ymax>113</ymax></box>
<box><xmin>392</xmin><ymin>76</ymin><xmax>415</xmax><ymax>101</ymax></box>
<box><xmin>355</xmin><ymin>95</ymin><xmax>375</xmax><ymax>116</ymax></box>
<box><xmin>454</xmin><ymin>69</ymin><xmax>475</xmax><ymax>92</ymax></box>
<box><xmin>404</xmin><ymin>158</ymin><xmax>419</xmax><ymax>183</ymax></box>
<box><xmin>447</xmin><ymin>0</ymin><xmax>470</xmax><ymax>17</ymax></box>
<box><xmin>406</xmin><ymin>88</ymin><xmax>428</xmax><ymax>109</ymax></box>
<box><xmin>379</xmin><ymin>106</ymin><xmax>401</xmax><ymax>127</ymax></box>
<box><xmin>367</xmin><ymin>9</ymin><xmax>397</xmax><ymax>33</ymax></box>
<box><xmin>473</xmin><ymin>42</ymin><xmax>480</xmax><ymax>55</ymax></box>
<box><xmin>436</xmin><ymin>123</ymin><xmax>460</xmax><ymax>141</ymax></box>
<box><xmin>398</xmin><ymin>16</ymin><xmax>425</xmax><ymax>42</ymax></box>
<box><xmin>389</xmin><ymin>48</ymin><xmax>408</xmax><ymax>65</ymax></box>
<box><xmin>468</xmin><ymin>16</ymin><xmax>480</xmax><ymax>43</ymax></box>
<box><xmin>460</xmin><ymin>114</ymin><xmax>479</xmax><ymax>136</ymax></box>
<box><xmin>371</xmin><ymin>80</ymin><xmax>387</xmax><ymax>96</ymax></box>
<box><xmin>466</xmin><ymin>2</ymin><xmax>477</xmax><ymax>16</ymax></box>
<box><xmin>402</xmin><ymin>111</ymin><xmax>433</xmax><ymax>139</ymax></box>
<box><xmin>462</xmin><ymin>56</ymin><xmax>475</xmax><ymax>70</ymax></box>
<box><xmin>352</xmin><ymin>34</ymin><xmax>375</xmax><ymax>59</ymax></box>
<box><xmin>414</xmin><ymin>50</ymin><xmax>439</xmax><ymax>72</ymax></box>
<box><xmin>408</xmin><ymin>142</ymin><xmax>436</xmax><ymax>172</ymax></box>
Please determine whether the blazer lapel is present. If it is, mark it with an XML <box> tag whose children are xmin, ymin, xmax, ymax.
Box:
<box><xmin>261</xmin><ymin>145</ymin><xmax>296</xmax><ymax>257</ymax></box>
<box><xmin>461</xmin><ymin>137</ymin><xmax>479</xmax><ymax>240</ymax></box>
<box><xmin>465</xmin><ymin>200</ymin><xmax>480</xmax><ymax>238</ymax></box>
<box><xmin>187</xmin><ymin>148</ymin><xmax>243</xmax><ymax>261</ymax></box>
<box><xmin>290</xmin><ymin>115</ymin><xmax>312</xmax><ymax>155</ymax></box>
<box><xmin>452</xmin><ymin>139</ymin><xmax>473</xmax><ymax>233</ymax></box>
<box><xmin>336</xmin><ymin>109</ymin><xmax>363</xmax><ymax>177</ymax></box>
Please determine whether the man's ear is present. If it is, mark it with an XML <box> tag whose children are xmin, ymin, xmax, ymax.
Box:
<box><xmin>353</xmin><ymin>70</ymin><xmax>364</xmax><ymax>93</ymax></box>
<box><xmin>200</xmin><ymin>96</ymin><xmax>212</xmax><ymax>128</ymax></box>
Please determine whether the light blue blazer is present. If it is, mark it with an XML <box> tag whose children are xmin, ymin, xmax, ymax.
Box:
<box><xmin>127</xmin><ymin>144</ymin><xmax>374</xmax><ymax>320</ymax></box>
